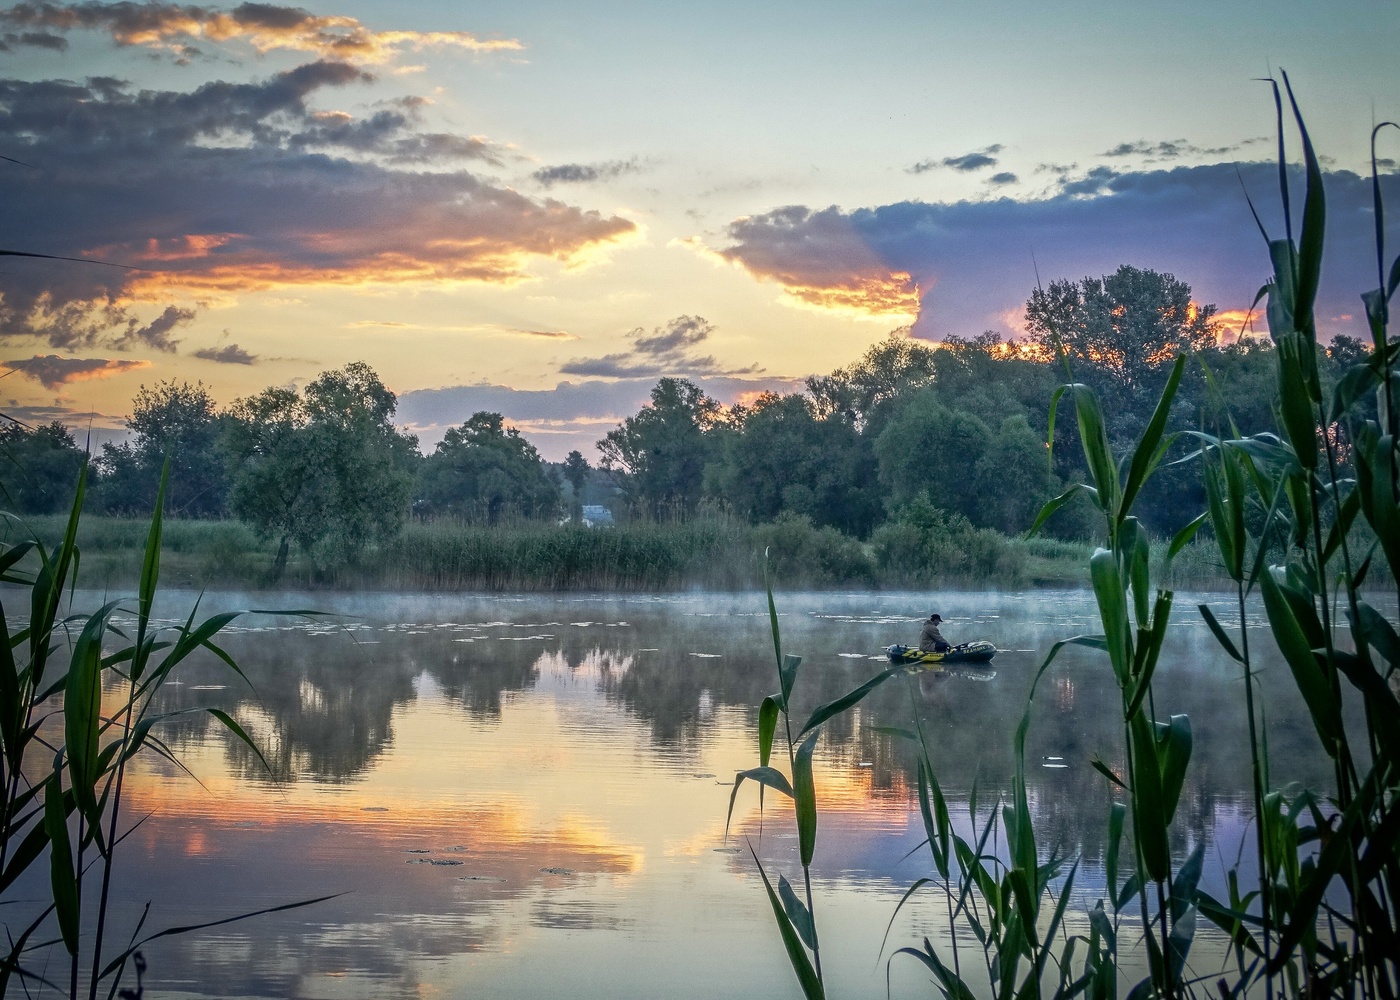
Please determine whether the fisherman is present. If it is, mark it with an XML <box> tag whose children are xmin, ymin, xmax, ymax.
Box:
<box><xmin>919</xmin><ymin>613</ymin><xmax>950</xmax><ymax>653</ymax></box>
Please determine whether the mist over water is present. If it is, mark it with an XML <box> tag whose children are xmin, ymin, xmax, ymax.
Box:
<box><xmin>13</xmin><ymin>589</ymin><xmax>1364</xmax><ymax>999</ymax></box>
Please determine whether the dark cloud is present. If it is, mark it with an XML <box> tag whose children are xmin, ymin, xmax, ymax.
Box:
<box><xmin>532</xmin><ymin>159</ymin><xmax>641</xmax><ymax>187</ymax></box>
<box><xmin>909</xmin><ymin>145</ymin><xmax>1004</xmax><ymax>174</ymax></box>
<box><xmin>0</xmin><ymin>63</ymin><xmax>636</xmax><ymax>349</ymax></box>
<box><xmin>716</xmin><ymin>162</ymin><xmax>1400</xmax><ymax>340</ymax></box>
<box><xmin>192</xmin><ymin>342</ymin><xmax>257</xmax><ymax>364</ymax></box>
<box><xmin>560</xmin><ymin>316</ymin><xmax>759</xmax><ymax>379</ymax></box>
<box><xmin>3</xmin><ymin>354</ymin><xmax>151</xmax><ymax>390</ymax></box>
<box><xmin>0</xmin><ymin>2</ymin><xmax>523</xmax><ymax>64</ymax></box>
<box><xmin>0</xmin><ymin>29</ymin><xmax>68</xmax><ymax>49</ymax></box>
<box><xmin>1101</xmin><ymin>137</ymin><xmax>1269</xmax><ymax>160</ymax></box>
<box><xmin>988</xmin><ymin>172</ymin><xmax>1018</xmax><ymax>185</ymax></box>
<box><xmin>1059</xmin><ymin>166</ymin><xmax>1120</xmax><ymax>197</ymax></box>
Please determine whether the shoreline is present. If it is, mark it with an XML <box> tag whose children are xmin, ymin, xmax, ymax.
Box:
<box><xmin>5</xmin><ymin>513</ymin><xmax>1251</xmax><ymax>594</ymax></box>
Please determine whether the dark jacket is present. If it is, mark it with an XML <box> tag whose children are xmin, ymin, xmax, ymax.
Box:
<box><xmin>919</xmin><ymin>619</ymin><xmax>948</xmax><ymax>652</ymax></box>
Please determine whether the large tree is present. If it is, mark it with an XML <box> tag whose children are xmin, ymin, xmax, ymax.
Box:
<box><xmin>417</xmin><ymin>412</ymin><xmax>559</xmax><ymax>523</ymax></box>
<box><xmin>97</xmin><ymin>381</ymin><xmax>230</xmax><ymax>517</ymax></box>
<box><xmin>226</xmin><ymin>362</ymin><xmax>417</xmax><ymax>576</ymax></box>
<box><xmin>598</xmin><ymin>378</ymin><xmax>720</xmax><ymax>518</ymax></box>
<box><xmin>0</xmin><ymin>421</ymin><xmax>87</xmax><ymax>514</ymax></box>
<box><xmin>1024</xmin><ymin>265</ymin><xmax>1218</xmax><ymax>390</ymax></box>
<box><xmin>707</xmin><ymin>393</ymin><xmax>880</xmax><ymax>536</ymax></box>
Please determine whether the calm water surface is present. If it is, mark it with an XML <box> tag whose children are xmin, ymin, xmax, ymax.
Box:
<box><xmin>16</xmin><ymin>589</ymin><xmax>1361</xmax><ymax>999</ymax></box>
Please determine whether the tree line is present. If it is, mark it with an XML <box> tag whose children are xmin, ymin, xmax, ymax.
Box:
<box><xmin>0</xmin><ymin>265</ymin><xmax>1368</xmax><ymax>576</ymax></box>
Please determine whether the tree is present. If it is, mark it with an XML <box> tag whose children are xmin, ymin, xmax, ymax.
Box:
<box><xmin>972</xmin><ymin>414</ymin><xmax>1055</xmax><ymax>534</ymax></box>
<box><xmin>806</xmin><ymin>331</ymin><xmax>938</xmax><ymax>432</ymax></box>
<box><xmin>707</xmin><ymin>393</ymin><xmax>881</xmax><ymax>536</ymax></box>
<box><xmin>1024</xmin><ymin>265</ymin><xmax>1218</xmax><ymax>390</ymax></box>
<box><xmin>417</xmin><ymin>413</ymin><xmax>559</xmax><ymax>523</ymax></box>
<box><xmin>562</xmin><ymin>450</ymin><xmax>590</xmax><ymax>522</ymax></box>
<box><xmin>598</xmin><ymin>378</ymin><xmax>721</xmax><ymax>518</ymax></box>
<box><xmin>97</xmin><ymin>381</ymin><xmax>230</xmax><ymax>517</ymax></box>
<box><xmin>226</xmin><ymin>362</ymin><xmax>417</xmax><ymax>577</ymax></box>
<box><xmin>0</xmin><ymin>421</ymin><xmax>87</xmax><ymax>513</ymax></box>
<box><xmin>874</xmin><ymin>390</ymin><xmax>991</xmax><ymax>523</ymax></box>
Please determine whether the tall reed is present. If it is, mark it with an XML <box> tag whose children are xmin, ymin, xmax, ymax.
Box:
<box><xmin>734</xmin><ymin>72</ymin><xmax>1400</xmax><ymax>1000</ymax></box>
<box><xmin>0</xmin><ymin>463</ymin><xmax>330</xmax><ymax>997</ymax></box>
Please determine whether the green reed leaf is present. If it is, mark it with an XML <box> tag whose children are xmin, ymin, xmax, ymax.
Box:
<box><xmin>44</xmin><ymin>755</ymin><xmax>78</xmax><ymax>955</ymax></box>
<box><xmin>1120</xmin><ymin>353</ymin><xmax>1185</xmax><ymax>520</ymax></box>
<box><xmin>1026</xmin><ymin>482</ymin><xmax>1090</xmax><ymax>539</ymax></box>
<box><xmin>1198</xmin><ymin>604</ymin><xmax>1243</xmax><ymax>662</ymax></box>
<box><xmin>793</xmin><ymin>730</ymin><xmax>818</xmax><ymax>867</ymax></box>
<box><xmin>777</xmin><ymin>874</ymin><xmax>816</xmax><ymax>950</ymax></box>
<box><xmin>1281</xmin><ymin>70</ymin><xmax>1324</xmax><ymax>338</ymax></box>
<box><xmin>758</xmin><ymin>695</ymin><xmax>780</xmax><ymax>768</ymax></box>
<box><xmin>1092</xmin><ymin>758</ymin><xmax>1125</xmax><ymax>790</ymax></box>
<box><xmin>1090</xmin><ymin>549</ymin><xmax>1131</xmax><ymax>685</ymax></box>
<box><xmin>137</xmin><ymin>457</ymin><xmax>169</xmax><ymax>648</ymax></box>
<box><xmin>1166</xmin><ymin>511</ymin><xmax>1206</xmax><ymax>567</ymax></box>
<box><xmin>892</xmin><ymin>938</ymin><xmax>976</xmax><ymax>1000</ymax></box>
<box><xmin>797</xmin><ymin>663</ymin><xmax>905</xmax><ymax>738</ymax></box>
<box><xmin>1129</xmin><ymin>711</ymin><xmax>1170</xmax><ymax>884</ymax></box>
<box><xmin>1259</xmin><ymin>569</ymin><xmax>1341</xmax><ymax>752</ymax></box>
<box><xmin>1105</xmin><ymin>801</ymin><xmax>1127</xmax><ymax>906</ymax></box>
<box><xmin>1352</xmin><ymin>601</ymin><xmax>1400</xmax><ymax>667</ymax></box>
<box><xmin>1072</xmin><ymin>386</ymin><xmax>1120</xmax><ymax>514</ymax></box>
<box><xmin>1171</xmin><ymin>842</ymin><xmax>1205</xmax><ymax>922</ymax></box>
<box><xmin>1157</xmin><ymin>715</ymin><xmax>1192</xmax><ymax>825</ymax></box>
<box><xmin>751</xmin><ymin>849</ymin><xmax>825</xmax><ymax>1000</ymax></box>
<box><xmin>780</xmin><ymin>654</ymin><xmax>802</xmax><ymax>707</ymax></box>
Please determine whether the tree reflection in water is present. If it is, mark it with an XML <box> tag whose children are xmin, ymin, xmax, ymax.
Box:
<box><xmin>88</xmin><ymin>589</ymin><xmax>1369</xmax><ymax>1000</ymax></box>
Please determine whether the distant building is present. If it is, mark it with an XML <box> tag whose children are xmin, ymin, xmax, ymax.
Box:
<box><xmin>580</xmin><ymin>505</ymin><xmax>615</xmax><ymax>527</ymax></box>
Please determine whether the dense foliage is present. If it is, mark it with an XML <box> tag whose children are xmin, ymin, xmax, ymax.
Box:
<box><xmin>0</xmin><ymin>265</ymin><xmax>1368</xmax><ymax>574</ymax></box>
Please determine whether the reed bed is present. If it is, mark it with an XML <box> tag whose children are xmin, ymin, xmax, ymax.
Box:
<box><xmin>10</xmin><ymin>513</ymin><xmax>1094</xmax><ymax>591</ymax></box>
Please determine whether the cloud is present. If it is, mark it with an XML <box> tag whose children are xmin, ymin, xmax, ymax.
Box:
<box><xmin>192</xmin><ymin>342</ymin><xmax>257</xmax><ymax>363</ymax></box>
<box><xmin>560</xmin><ymin>315</ymin><xmax>760</xmax><ymax>379</ymax></box>
<box><xmin>0</xmin><ymin>63</ymin><xmax>636</xmax><ymax>349</ymax></box>
<box><xmin>532</xmin><ymin>159</ymin><xmax>641</xmax><ymax>187</ymax></box>
<box><xmin>711</xmin><ymin>206</ymin><xmax>922</xmax><ymax>320</ymax></box>
<box><xmin>0</xmin><ymin>29</ymin><xmax>68</xmax><ymax>49</ymax></box>
<box><xmin>3</xmin><ymin>354</ymin><xmax>152</xmax><ymax>390</ymax></box>
<box><xmin>0</xmin><ymin>2</ymin><xmax>523</xmax><ymax>65</ymax></box>
<box><xmin>713</xmin><ymin>162</ymin><xmax>1400</xmax><ymax>340</ymax></box>
<box><xmin>397</xmin><ymin>374</ymin><xmax>804</xmax><ymax>459</ymax></box>
<box><xmin>1101</xmin><ymin>137</ymin><xmax>1268</xmax><ymax>160</ymax></box>
<box><xmin>909</xmin><ymin>145</ymin><xmax>1004</xmax><ymax>174</ymax></box>
<box><xmin>1059</xmin><ymin>165</ymin><xmax>1120</xmax><ymax>197</ymax></box>
<box><xmin>343</xmin><ymin>320</ymin><xmax>578</xmax><ymax>340</ymax></box>
<box><xmin>988</xmin><ymin>171</ymin><xmax>1018</xmax><ymax>185</ymax></box>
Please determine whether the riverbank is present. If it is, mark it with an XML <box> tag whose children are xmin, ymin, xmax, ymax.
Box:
<box><xmin>7</xmin><ymin>514</ymin><xmax>1233</xmax><ymax>592</ymax></box>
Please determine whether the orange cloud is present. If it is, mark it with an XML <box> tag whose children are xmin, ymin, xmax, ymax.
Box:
<box><xmin>776</xmin><ymin>273</ymin><xmax>922</xmax><ymax>320</ymax></box>
<box><xmin>1</xmin><ymin>2</ymin><xmax>523</xmax><ymax>64</ymax></box>
<box><xmin>3</xmin><ymin>354</ymin><xmax>152</xmax><ymax>390</ymax></box>
<box><xmin>700</xmin><ymin>207</ymin><xmax>925</xmax><ymax>321</ymax></box>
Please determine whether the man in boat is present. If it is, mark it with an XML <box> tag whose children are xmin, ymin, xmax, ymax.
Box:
<box><xmin>919</xmin><ymin>613</ymin><xmax>951</xmax><ymax>653</ymax></box>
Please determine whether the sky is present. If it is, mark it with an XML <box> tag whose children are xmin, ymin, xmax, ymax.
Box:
<box><xmin>1</xmin><ymin>0</ymin><xmax>1397</xmax><ymax>458</ymax></box>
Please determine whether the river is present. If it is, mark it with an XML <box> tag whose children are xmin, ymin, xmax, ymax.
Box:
<box><xmin>15</xmin><ymin>588</ymin><xmax>1356</xmax><ymax>998</ymax></box>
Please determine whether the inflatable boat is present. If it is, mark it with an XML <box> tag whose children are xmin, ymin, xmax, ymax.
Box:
<box><xmin>887</xmin><ymin>641</ymin><xmax>997</xmax><ymax>666</ymax></box>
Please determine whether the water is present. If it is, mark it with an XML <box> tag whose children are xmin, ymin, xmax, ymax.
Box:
<box><xmin>13</xmin><ymin>589</ymin><xmax>1355</xmax><ymax>998</ymax></box>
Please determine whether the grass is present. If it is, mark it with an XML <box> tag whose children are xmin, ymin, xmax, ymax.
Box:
<box><xmin>10</xmin><ymin>512</ymin><xmax>1103</xmax><ymax>592</ymax></box>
